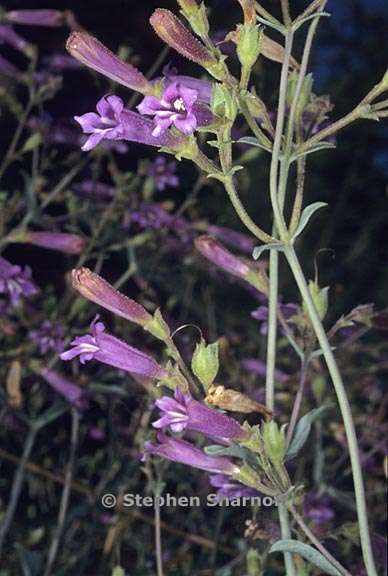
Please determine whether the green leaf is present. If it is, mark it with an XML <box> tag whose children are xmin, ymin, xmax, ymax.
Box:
<box><xmin>21</xmin><ymin>132</ymin><xmax>43</xmax><ymax>153</ymax></box>
<box><xmin>293</xmin><ymin>11</ymin><xmax>330</xmax><ymax>31</ymax></box>
<box><xmin>291</xmin><ymin>141</ymin><xmax>336</xmax><ymax>161</ymax></box>
<box><xmin>292</xmin><ymin>202</ymin><xmax>327</xmax><ymax>239</ymax></box>
<box><xmin>286</xmin><ymin>405</ymin><xmax>331</xmax><ymax>461</ymax></box>
<box><xmin>237</xmin><ymin>136</ymin><xmax>272</xmax><ymax>152</ymax></box>
<box><xmin>205</xmin><ymin>444</ymin><xmax>248</xmax><ymax>459</ymax></box>
<box><xmin>269</xmin><ymin>540</ymin><xmax>342</xmax><ymax>576</ymax></box>
<box><xmin>112</xmin><ymin>567</ymin><xmax>126</xmax><ymax>576</ymax></box>
<box><xmin>252</xmin><ymin>242</ymin><xmax>285</xmax><ymax>260</ymax></box>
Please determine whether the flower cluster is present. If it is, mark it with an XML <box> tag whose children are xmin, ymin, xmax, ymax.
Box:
<box><xmin>0</xmin><ymin>256</ymin><xmax>39</xmax><ymax>308</ymax></box>
<box><xmin>67</xmin><ymin>30</ymin><xmax>215</xmax><ymax>152</ymax></box>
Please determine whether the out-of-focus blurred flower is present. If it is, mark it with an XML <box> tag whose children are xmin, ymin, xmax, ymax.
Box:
<box><xmin>144</xmin><ymin>432</ymin><xmax>239</xmax><ymax>474</ymax></box>
<box><xmin>195</xmin><ymin>235</ymin><xmax>268</xmax><ymax>294</ymax></box>
<box><xmin>41</xmin><ymin>368</ymin><xmax>87</xmax><ymax>409</ymax></box>
<box><xmin>303</xmin><ymin>492</ymin><xmax>335</xmax><ymax>525</ymax></box>
<box><xmin>0</xmin><ymin>256</ymin><xmax>39</xmax><ymax>307</ymax></box>
<box><xmin>5</xmin><ymin>10</ymin><xmax>65</xmax><ymax>27</ymax></box>
<box><xmin>21</xmin><ymin>231</ymin><xmax>86</xmax><ymax>254</ymax></box>
<box><xmin>60</xmin><ymin>316</ymin><xmax>169</xmax><ymax>379</ymax></box>
<box><xmin>152</xmin><ymin>387</ymin><xmax>246</xmax><ymax>442</ymax></box>
<box><xmin>30</xmin><ymin>321</ymin><xmax>65</xmax><ymax>354</ymax></box>
<box><xmin>0</xmin><ymin>54</ymin><xmax>22</xmax><ymax>78</ymax></box>
<box><xmin>208</xmin><ymin>225</ymin><xmax>256</xmax><ymax>254</ymax></box>
<box><xmin>137</xmin><ymin>82</ymin><xmax>199</xmax><ymax>136</ymax></box>
<box><xmin>241</xmin><ymin>358</ymin><xmax>289</xmax><ymax>383</ymax></box>
<box><xmin>75</xmin><ymin>94</ymin><xmax>186</xmax><ymax>151</ymax></box>
<box><xmin>72</xmin><ymin>179</ymin><xmax>115</xmax><ymax>201</ymax></box>
<box><xmin>149</xmin><ymin>156</ymin><xmax>179</xmax><ymax>191</ymax></box>
<box><xmin>0</xmin><ymin>24</ymin><xmax>29</xmax><ymax>53</ymax></box>
<box><xmin>43</xmin><ymin>53</ymin><xmax>83</xmax><ymax>72</ymax></box>
<box><xmin>252</xmin><ymin>301</ymin><xmax>298</xmax><ymax>335</ymax></box>
<box><xmin>66</xmin><ymin>32</ymin><xmax>153</xmax><ymax>95</ymax></box>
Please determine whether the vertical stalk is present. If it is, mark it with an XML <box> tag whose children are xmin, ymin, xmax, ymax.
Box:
<box><xmin>0</xmin><ymin>426</ymin><xmax>37</xmax><ymax>556</ymax></box>
<box><xmin>265</xmin><ymin>29</ymin><xmax>296</xmax><ymax>576</ymax></box>
<box><xmin>283</xmin><ymin>244</ymin><xmax>377</xmax><ymax>576</ymax></box>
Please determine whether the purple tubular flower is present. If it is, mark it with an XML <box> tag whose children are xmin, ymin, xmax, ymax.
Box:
<box><xmin>163</xmin><ymin>68</ymin><xmax>212</xmax><ymax>104</ymax></box>
<box><xmin>149</xmin><ymin>156</ymin><xmax>179</xmax><ymax>191</ymax></box>
<box><xmin>0</xmin><ymin>256</ymin><xmax>39</xmax><ymax>306</ymax></box>
<box><xmin>75</xmin><ymin>94</ymin><xmax>186</xmax><ymax>151</ymax></box>
<box><xmin>24</xmin><ymin>232</ymin><xmax>86</xmax><ymax>254</ymax></box>
<box><xmin>66</xmin><ymin>32</ymin><xmax>153</xmax><ymax>95</ymax></box>
<box><xmin>209</xmin><ymin>474</ymin><xmax>260</xmax><ymax>499</ymax></box>
<box><xmin>30</xmin><ymin>321</ymin><xmax>65</xmax><ymax>354</ymax></box>
<box><xmin>0</xmin><ymin>54</ymin><xmax>22</xmax><ymax>78</ymax></box>
<box><xmin>43</xmin><ymin>53</ymin><xmax>83</xmax><ymax>72</ymax></box>
<box><xmin>0</xmin><ymin>25</ymin><xmax>29</xmax><ymax>53</ymax></box>
<box><xmin>138</xmin><ymin>82</ymin><xmax>198</xmax><ymax>136</ymax></box>
<box><xmin>195</xmin><ymin>235</ymin><xmax>251</xmax><ymax>279</ymax></box>
<box><xmin>71</xmin><ymin>267</ymin><xmax>153</xmax><ymax>327</ymax></box>
<box><xmin>208</xmin><ymin>225</ymin><xmax>256</xmax><ymax>255</ymax></box>
<box><xmin>60</xmin><ymin>317</ymin><xmax>168</xmax><ymax>380</ymax></box>
<box><xmin>5</xmin><ymin>10</ymin><xmax>65</xmax><ymax>27</ymax></box>
<box><xmin>41</xmin><ymin>368</ymin><xmax>87</xmax><ymax>409</ymax></box>
<box><xmin>153</xmin><ymin>388</ymin><xmax>246</xmax><ymax>441</ymax></box>
<box><xmin>72</xmin><ymin>179</ymin><xmax>115</xmax><ymax>201</ymax></box>
<box><xmin>144</xmin><ymin>432</ymin><xmax>239</xmax><ymax>475</ymax></box>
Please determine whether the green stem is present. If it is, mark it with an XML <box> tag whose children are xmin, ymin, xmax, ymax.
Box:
<box><xmin>224</xmin><ymin>176</ymin><xmax>274</xmax><ymax>244</ymax></box>
<box><xmin>283</xmin><ymin>244</ymin><xmax>377</xmax><ymax>576</ymax></box>
<box><xmin>278</xmin><ymin>504</ymin><xmax>297</xmax><ymax>576</ymax></box>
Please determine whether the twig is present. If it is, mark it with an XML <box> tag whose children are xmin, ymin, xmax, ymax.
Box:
<box><xmin>0</xmin><ymin>426</ymin><xmax>37</xmax><ymax>556</ymax></box>
<box><xmin>43</xmin><ymin>409</ymin><xmax>80</xmax><ymax>576</ymax></box>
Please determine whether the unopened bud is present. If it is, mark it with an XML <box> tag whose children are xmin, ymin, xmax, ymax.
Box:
<box><xmin>150</xmin><ymin>9</ymin><xmax>226</xmax><ymax>80</ymax></box>
<box><xmin>176</xmin><ymin>0</ymin><xmax>210</xmax><ymax>40</ymax></box>
<box><xmin>236</xmin><ymin>23</ymin><xmax>262</xmax><ymax>72</ymax></box>
<box><xmin>191</xmin><ymin>338</ymin><xmax>219</xmax><ymax>391</ymax></box>
<box><xmin>262</xmin><ymin>420</ymin><xmax>286</xmax><ymax>467</ymax></box>
<box><xmin>303</xmin><ymin>280</ymin><xmax>329</xmax><ymax>321</ymax></box>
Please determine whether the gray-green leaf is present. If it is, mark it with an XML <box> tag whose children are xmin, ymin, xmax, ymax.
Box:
<box><xmin>269</xmin><ymin>540</ymin><xmax>342</xmax><ymax>576</ymax></box>
<box><xmin>286</xmin><ymin>405</ymin><xmax>331</xmax><ymax>461</ymax></box>
<box><xmin>292</xmin><ymin>202</ymin><xmax>327</xmax><ymax>239</ymax></box>
<box><xmin>252</xmin><ymin>242</ymin><xmax>286</xmax><ymax>260</ymax></box>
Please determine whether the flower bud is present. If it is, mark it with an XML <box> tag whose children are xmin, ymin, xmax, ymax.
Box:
<box><xmin>177</xmin><ymin>0</ymin><xmax>210</xmax><ymax>40</ymax></box>
<box><xmin>14</xmin><ymin>231</ymin><xmax>85</xmax><ymax>254</ymax></box>
<box><xmin>150</xmin><ymin>9</ymin><xmax>226</xmax><ymax>81</ymax></box>
<box><xmin>261</xmin><ymin>421</ymin><xmax>286</xmax><ymax>467</ymax></box>
<box><xmin>5</xmin><ymin>10</ymin><xmax>65</xmax><ymax>27</ymax></box>
<box><xmin>212</xmin><ymin>84</ymin><xmax>238</xmax><ymax>122</ymax></box>
<box><xmin>303</xmin><ymin>280</ymin><xmax>329</xmax><ymax>321</ymax></box>
<box><xmin>236</xmin><ymin>23</ymin><xmax>262</xmax><ymax>72</ymax></box>
<box><xmin>191</xmin><ymin>338</ymin><xmax>219</xmax><ymax>391</ymax></box>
